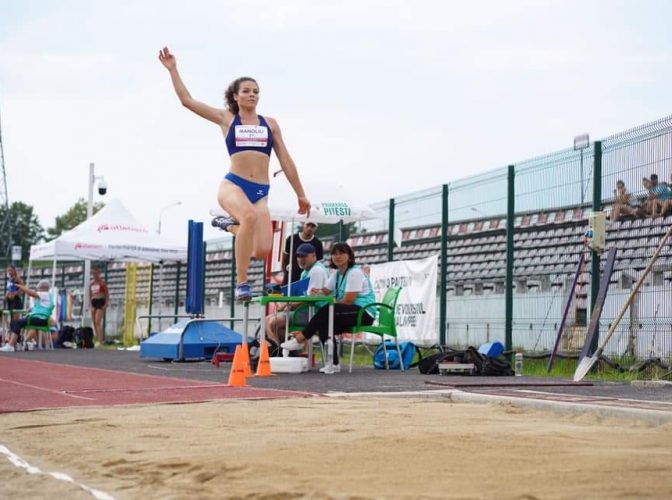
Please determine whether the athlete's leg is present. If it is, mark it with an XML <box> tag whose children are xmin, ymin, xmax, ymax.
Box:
<box><xmin>94</xmin><ymin>309</ymin><xmax>105</xmax><ymax>343</ymax></box>
<box><xmin>217</xmin><ymin>181</ymin><xmax>257</xmax><ymax>285</ymax></box>
<box><xmin>251</xmin><ymin>198</ymin><xmax>273</xmax><ymax>259</ymax></box>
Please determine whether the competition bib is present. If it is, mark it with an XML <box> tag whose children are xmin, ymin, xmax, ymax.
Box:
<box><xmin>235</xmin><ymin>125</ymin><xmax>268</xmax><ymax>147</ymax></box>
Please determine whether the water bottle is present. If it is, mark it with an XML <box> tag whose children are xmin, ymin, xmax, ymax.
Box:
<box><xmin>514</xmin><ymin>351</ymin><xmax>523</xmax><ymax>377</ymax></box>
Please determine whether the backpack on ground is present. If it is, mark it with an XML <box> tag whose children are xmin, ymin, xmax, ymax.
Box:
<box><xmin>373</xmin><ymin>341</ymin><xmax>419</xmax><ymax>370</ymax></box>
<box><xmin>417</xmin><ymin>346</ymin><xmax>514</xmax><ymax>376</ymax></box>
<box><xmin>417</xmin><ymin>350</ymin><xmax>460</xmax><ymax>374</ymax></box>
<box><xmin>54</xmin><ymin>325</ymin><xmax>76</xmax><ymax>348</ymax></box>
<box><xmin>74</xmin><ymin>327</ymin><xmax>95</xmax><ymax>349</ymax></box>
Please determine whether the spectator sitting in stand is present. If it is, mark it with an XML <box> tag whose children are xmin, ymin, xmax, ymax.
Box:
<box><xmin>635</xmin><ymin>177</ymin><xmax>660</xmax><ymax>218</ymax></box>
<box><xmin>662</xmin><ymin>173</ymin><xmax>672</xmax><ymax>216</ymax></box>
<box><xmin>610</xmin><ymin>179</ymin><xmax>639</xmax><ymax>222</ymax></box>
<box><xmin>264</xmin><ymin>243</ymin><xmax>329</xmax><ymax>351</ymax></box>
<box><xmin>650</xmin><ymin>173</ymin><xmax>672</xmax><ymax>217</ymax></box>
<box><xmin>0</xmin><ymin>280</ymin><xmax>54</xmax><ymax>352</ymax></box>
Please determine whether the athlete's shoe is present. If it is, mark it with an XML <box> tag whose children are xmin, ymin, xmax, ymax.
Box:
<box><xmin>280</xmin><ymin>338</ymin><xmax>303</xmax><ymax>351</ymax></box>
<box><xmin>235</xmin><ymin>282</ymin><xmax>252</xmax><ymax>302</ymax></box>
<box><xmin>211</xmin><ymin>216</ymin><xmax>238</xmax><ymax>232</ymax></box>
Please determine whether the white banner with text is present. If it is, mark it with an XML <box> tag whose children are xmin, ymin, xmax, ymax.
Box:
<box><xmin>366</xmin><ymin>255</ymin><xmax>438</xmax><ymax>345</ymax></box>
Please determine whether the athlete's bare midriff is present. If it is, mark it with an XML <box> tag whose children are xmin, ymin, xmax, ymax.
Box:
<box><xmin>228</xmin><ymin>152</ymin><xmax>271</xmax><ymax>184</ymax></box>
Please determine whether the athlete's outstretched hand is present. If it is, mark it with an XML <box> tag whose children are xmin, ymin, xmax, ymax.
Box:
<box><xmin>297</xmin><ymin>196</ymin><xmax>311</xmax><ymax>218</ymax></box>
<box><xmin>158</xmin><ymin>47</ymin><xmax>177</xmax><ymax>71</ymax></box>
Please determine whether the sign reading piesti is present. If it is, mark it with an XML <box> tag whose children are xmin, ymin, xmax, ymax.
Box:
<box><xmin>321</xmin><ymin>202</ymin><xmax>352</xmax><ymax>217</ymax></box>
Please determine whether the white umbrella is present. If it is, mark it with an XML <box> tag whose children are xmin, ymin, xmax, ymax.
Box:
<box><xmin>211</xmin><ymin>173</ymin><xmax>377</xmax><ymax>224</ymax></box>
<box><xmin>267</xmin><ymin>173</ymin><xmax>377</xmax><ymax>223</ymax></box>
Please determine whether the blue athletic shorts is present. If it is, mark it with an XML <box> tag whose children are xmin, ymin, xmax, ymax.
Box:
<box><xmin>224</xmin><ymin>172</ymin><xmax>270</xmax><ymax>204</ymax></box>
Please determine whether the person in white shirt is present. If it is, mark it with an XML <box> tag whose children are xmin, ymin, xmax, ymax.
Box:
<box><xmin>264</xmin><ymin>243</ymin><xmax>329</xmax><ymax>349</ymax></box>
<box><xmin>281</xmin><ymin>242</ymin><xmax>376</xmax><ymax>372</ymax></box>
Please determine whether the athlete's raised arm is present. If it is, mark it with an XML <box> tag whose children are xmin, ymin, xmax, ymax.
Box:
<box><xmin>158</xmin><ymin>46</ymin><xmax>231</xmax><ymax>126</ymax></box>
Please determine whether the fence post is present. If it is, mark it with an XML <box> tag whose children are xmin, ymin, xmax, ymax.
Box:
<box><xmin>387</xmin><ymin>198</ymin><xmax>395</xmax><ymax>262</ymax></box>
<box><xmin>505</xmin><ymin>165</ymin><xmax>515</xmax><ymax>356</ymax></box>
<box><xmin>173</xmin><ymin>261</ymin><xmax>181</xmax><ymax>323</ymax></box>
<box><xmin>440</xmin><ymin>184</ymin><xmax>448</xmax><ymax>346</ymax></box>
<box><xmin>201</xmin><ymin>241</ymin><xmax>207</xmax><ymax>317</ymax></box>
<box><xmin>103</xmin><ymin>262</ymin><xmax>108</xmax><ymax>334</ymax></box>
<box><xmin>589</xmin><ymin>140</ymin><xmax>602</xmax><ymax>356</ymax></box>
<box><xmin>147</xmin><ymin>263</ymin><xmax>154</xmax><ymax>336</ymax></box>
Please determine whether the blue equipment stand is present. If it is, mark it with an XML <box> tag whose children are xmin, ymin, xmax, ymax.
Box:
<box><xmin>140</xmin><ymin>318</ymin><xmax>249</xmax><ymax>361</ymax></box>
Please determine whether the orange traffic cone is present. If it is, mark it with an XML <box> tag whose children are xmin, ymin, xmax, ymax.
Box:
<box><xmin>256</xmin><ymin>341</ymin><xmax>273</xmax><ymax>377</ymax></box>
<box><xmin>227</xmin><ymin>345</ymin><xmax>247</xmax><ymax>387</ymax></box>
<box><xmin>240</xmin><ymin>341</ymin><xmax>252</xmax><ymax>377</ymax></box>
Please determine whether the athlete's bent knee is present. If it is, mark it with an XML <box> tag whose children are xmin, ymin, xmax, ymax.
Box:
<box><xmin>252</xmin><ymin>243</ymin><xmax>272</xmax><ymax>259</ymax></box>
<box><xmin>239</xmin><ymin>210</ymin><xmax>259</xmax><ymax>227</ymax></box>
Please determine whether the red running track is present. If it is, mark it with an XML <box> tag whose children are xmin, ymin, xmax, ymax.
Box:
<box><xmin>0</xmin><ymin>357</ymin><xmax>314</xmax><ymax>413</ymax></box>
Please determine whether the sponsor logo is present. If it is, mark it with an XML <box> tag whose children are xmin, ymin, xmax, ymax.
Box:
<box><xmin>97</xmin><ymin>224</ymin><xmax>148</xmax><ymax>233</ymax></box>
<box><xmin>321</xmin><ymin>202</ymin><xmax>352</xmax><ymax>217</ymax></box>
<box><xmin>74</xmin><ymin>242</ymin><xmax>103</xmax><ymax>250</ymax></box>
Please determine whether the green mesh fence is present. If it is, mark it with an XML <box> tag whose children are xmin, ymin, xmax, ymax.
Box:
<box><xmin>598</xmin><ymin>116</ymin><xmax>672</xmax><ymax>371</ymax></box>
<box><xmin>511</xmin><ymin>147</ymin><xmax>594</xmax><ymax>359</ymax></box>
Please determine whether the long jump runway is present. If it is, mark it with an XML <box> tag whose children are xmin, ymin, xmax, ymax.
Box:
<box><xmin>0</xmin><ymin>357</ymin><xmax>314</xmax><ymax>413</ymax></box>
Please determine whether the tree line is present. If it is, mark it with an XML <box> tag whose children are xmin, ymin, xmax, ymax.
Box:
<box><xmin>0</xmin><ymin>198</ymin><xmax>104</xmax><ymax>264</ymax></box>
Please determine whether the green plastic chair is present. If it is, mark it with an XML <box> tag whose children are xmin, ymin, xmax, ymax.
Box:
<box><xmin>347</xmin><ymin>287</ymin><xmax>403</xmax><ymax>373</ymax></box>
<box><xmin>25</xmin><ymin>315</ymin><xmax>54</xmax><ymax>350</ymax></box>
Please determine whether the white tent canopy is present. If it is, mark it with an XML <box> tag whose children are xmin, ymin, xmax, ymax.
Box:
<box><xmin>30</xmin><ymin>198</ymin><xmax>187</xmax><ymax>263</ymax></box>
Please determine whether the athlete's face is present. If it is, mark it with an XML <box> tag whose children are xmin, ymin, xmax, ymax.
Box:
<box><xmin>235</xmin><ymin>81</ymin><xmax>260</xmax><ymax>109</ymax></box>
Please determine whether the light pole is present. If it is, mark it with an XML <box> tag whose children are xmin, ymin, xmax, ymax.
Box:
<box><xmin>83</xmin><ymin>162</ymin><xmax>107</xmax><ymax>327</ymax></box>
<box><xmin>157</xmin><ymin>201</ymin><xmax>182</xmax><ymax>234</ymax></box>
<box><xmin>471</xmin><ymin>207</ymin><xmax>486</xmax><ymax>217</ymax></box>
<box><xmin>156</xmin><ymin>201</ymin><xmax>181</xmax><ymax>330</ymax></box>
<box><xmin>574</xmin><ymin>133</ymin><xmax>590</xmax><ymax>205</ymax></box>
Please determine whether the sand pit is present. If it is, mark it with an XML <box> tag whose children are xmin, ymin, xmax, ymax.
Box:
<box><xmin>1</xmin><ymin>396</ymin><xmax>671</xmax><ymax>499</ymax></box>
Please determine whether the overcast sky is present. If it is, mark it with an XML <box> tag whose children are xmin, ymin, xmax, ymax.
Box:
<box><xmin>2</xmin><ymin>0</ymin><xmax>671</xmax><ymax>245</ymax></box>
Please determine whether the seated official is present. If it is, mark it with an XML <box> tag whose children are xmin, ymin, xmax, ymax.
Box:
<box><xmin>0</xmin><ymin>280</ymin><xmax>54</xmax><ymax>353</ymax></box>
<box><xmin>265</xmin><ymin>243</ymin><xmax>329</xmax><ymax>350</ymax></box>
<box><xmin>281</xmin><ymin>242</ymin><xmax>376</xmax><ymax>372</ymax></box>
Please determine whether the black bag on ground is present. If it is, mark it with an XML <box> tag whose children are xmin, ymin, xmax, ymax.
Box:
<box><xmin>54</xmin><ymin>325</ymin><xmax>76</xmax><ymax>348</ymax></box>
<box><xmin>74</xmin><ymin>327</ymin><xmax>95</xmax><ymax>348</ymax></box>
<box><xmin>418</xmin><ymin>346</ymin><xmax>514</xmax><ymax>376</ymax></box>
<box><xmin>463</xmin><ymin>346</ymin><xmax>513</xmax><ymax>376</ymax></box>
<box><xmin>418</xmin><ymin>351</ymin><xmax>458</xmax><ymax>374</ymax></box>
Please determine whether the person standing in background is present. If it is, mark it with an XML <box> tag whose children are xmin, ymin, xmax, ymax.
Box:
<box><xmin>90</xmin><ymin>267</ymin><xmax>109</xmax><ymax>344</ymax></box>
<box><xmin>282</xmin><ymin>222</ymin><xmax>323</xmax><ymax>285</ymax></box>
